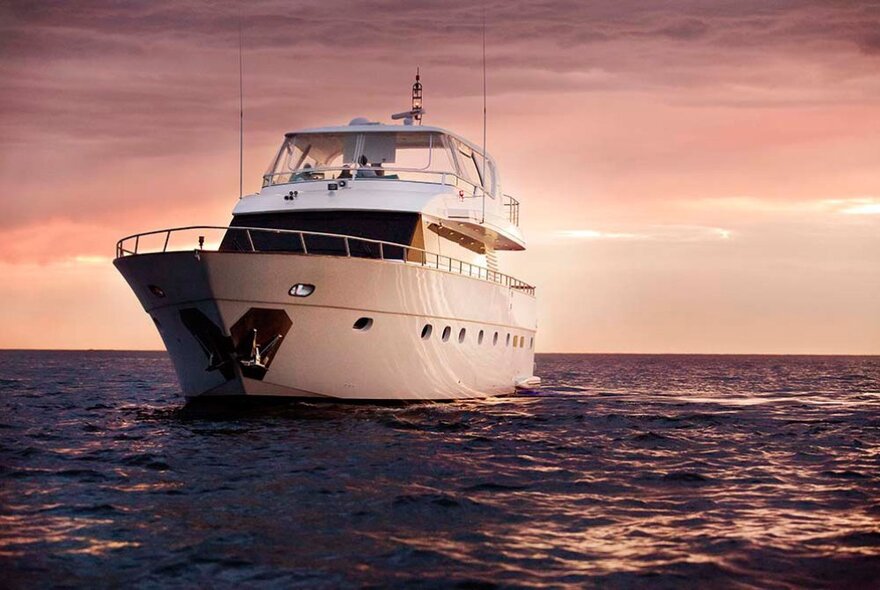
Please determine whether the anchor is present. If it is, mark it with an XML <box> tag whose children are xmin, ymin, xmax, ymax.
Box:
<box><xmin>236</xmin><ymin>328</ymin><xmax>283</xmax><ymax>371</ymax></box>
<box><xmin>179</xmin><ymin>307</ymin><xmax>292</xmax><ymax>382</ymax></box>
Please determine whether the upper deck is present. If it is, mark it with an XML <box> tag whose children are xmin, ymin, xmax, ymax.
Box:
<box><xmin>235</xmin><ymin>120</ymin><xmax>525</xmax><ymax>251</ymax></box>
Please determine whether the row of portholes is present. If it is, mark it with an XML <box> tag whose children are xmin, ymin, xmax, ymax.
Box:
<box><xmin>352</xmin><ymin>317</ymin><xmax>534</xmax><ymax>349</ymax></box>
<box><xmin>421</xmin><ymin>323</ymin><xmax>533</xmax><ymax>349</ymax></box>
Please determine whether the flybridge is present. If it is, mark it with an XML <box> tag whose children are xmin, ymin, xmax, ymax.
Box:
<box><xmin>257</xmin><ymin>123</ymin><xmax>523</xmax><ymax>240</ymax></box>
<box><xmin>264</xmin><ymin>124</ymin><xmax>498</xmax><ymax>198</ymax></box>
<box><xmin>267</xmin><ymin>70</ymin><xmax>498</xmax><ymax>202</ymax></box>
<box><xmin>242</xmin><ymin>70</ymin><xmax>526</xmax><ymax>252</ymax></box>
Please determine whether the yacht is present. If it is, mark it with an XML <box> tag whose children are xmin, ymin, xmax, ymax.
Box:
<box><xmin>114</xmin><ymin>79</ymin><xmax>538</xmax><ymax>400</ymax></box>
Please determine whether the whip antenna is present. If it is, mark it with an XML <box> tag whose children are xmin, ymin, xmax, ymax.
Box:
<box><xmin>481</xmin><ymin>3</ymin><xmax>487</xmax><ymax>223</ymax></box>
<box><xmin>238</xmin><ymin>13</ymin><xmax>244</xmax><ymax>199</ymax></box>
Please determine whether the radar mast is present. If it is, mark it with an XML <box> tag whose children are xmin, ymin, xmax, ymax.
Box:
<box><xmin>391</xmin><ymin>69</ymin><xmax>425</xmax><ymax>125</ymax></box>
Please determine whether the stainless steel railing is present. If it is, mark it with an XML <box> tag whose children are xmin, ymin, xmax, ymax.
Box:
<box><xmin>261</xmin><ymin>166</ymin><xmax>480</xmax><ymax>193</ymax></box>
<box><xmin>260</xmin><ymin>167</ymin><xmax>522</xmax><ymax>227</ymax></box>
<box><xmin>116</xmin><ymin>226</ymin><xmax>536</xmax><ymax>296</ymax></box>
<box><xmin>503</xmin><ymin>194</ymin><xmax>520</xmax><ymax>226</ymax></box>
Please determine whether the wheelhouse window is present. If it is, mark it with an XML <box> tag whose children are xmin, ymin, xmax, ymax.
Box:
<box><xmin>264</xmin><ymin>131</ymin><xmax>459</xmax><ymax>186</ymax></box>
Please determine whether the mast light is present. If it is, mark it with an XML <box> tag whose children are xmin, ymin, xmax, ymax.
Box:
<box><xmin>412</xmin><ymin>68</ymin><xmax>423</xmax><ymax>124</ymax></box>
<box><xmin>391</xmin><ymin>69</ymin><xmax>425</xmax><ymax>125</ymax></box>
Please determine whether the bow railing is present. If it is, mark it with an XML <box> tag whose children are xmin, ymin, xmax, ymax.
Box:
<box><xmin>116</xmin><ymin>226</ymin><xmax>535</xmax><ymax>296</ymax></box>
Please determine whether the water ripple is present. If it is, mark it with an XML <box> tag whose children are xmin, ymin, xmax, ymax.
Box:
<box><xmin>1</xmin><ymin>351</ymin><xmax>878</xmax><ymax>587</ymax></box>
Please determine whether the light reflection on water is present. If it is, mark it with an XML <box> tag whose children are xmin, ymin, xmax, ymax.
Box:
<box><xmin>1</xmin><ymin>351</ymin><xmax>879</xmax><ymax>587</ymax></box>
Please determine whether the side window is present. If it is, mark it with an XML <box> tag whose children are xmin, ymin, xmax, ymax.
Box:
<box><xmin>452</xmin><ymin>138</ymin><xmax>494</xmax><ymax>197</ymax></box>
<box><xmin>453</xmin><ymin>140</ymin><xmax>481</xmax><ymax>191</ymax></box>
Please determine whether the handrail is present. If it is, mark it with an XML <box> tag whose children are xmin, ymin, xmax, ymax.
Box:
<box><xmin>115</xmin><ymin>225</ymin><xmax>536</xmax><ymax>296</ymax></box>
<box><xmin>260</xmin><ymin>167</ymin><xmax>521</xmax><ymax>227</ymax></box>
<box><xmin>261</xmin><ymin>166</ymin><xmax>488</xmax><ymax>197</ymax></box>
<box><xmin>503</xmin><ymin>194</ymin><xmax>520</xmax><ymax>226</ymax></box>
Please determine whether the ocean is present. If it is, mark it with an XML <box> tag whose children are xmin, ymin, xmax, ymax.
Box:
<box><xmin>1</xmin><ymin>351</ymin><xmax>878</xmax><ymax>588</ymax></box>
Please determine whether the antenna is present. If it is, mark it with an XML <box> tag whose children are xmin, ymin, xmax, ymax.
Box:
<box><xmin>238</xmin><ymin>13</ymin><xmax>244</xmax><ymax>199</ymax></box>
<box><xmin>481</xmin><ymin>3</ymin><xmax>487</xmax><ymax>224</ymax></box>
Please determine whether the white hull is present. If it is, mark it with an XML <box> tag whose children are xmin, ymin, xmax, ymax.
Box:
<box><xmin>115</xmin><ymin>251</ymin><xmax>538</xmax><ymax>401</ymax></box>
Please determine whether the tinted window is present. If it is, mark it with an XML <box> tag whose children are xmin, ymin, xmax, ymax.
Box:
<box><xmin>220</xmin><ymin>211</ymin><xmax>418</xmax><ymax>260</ymax></box>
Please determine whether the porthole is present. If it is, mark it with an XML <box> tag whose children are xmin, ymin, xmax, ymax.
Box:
<box><xmin>458</xmin><ymin>328</ymin><xmax>466</xmax><ymax>343</ymax></box>
<box><xmin>493</xmin><ymin>332</ymin><xmax>499</xmax><ymax>346</ymax></box>
<box><xmin>421</xmin><ymin>324</ymin><xmax>433</xmax><ymax>340</ymax></box>
<box><xmin>478</xmin><ymin>330</ymin><xmax>484</xmax><ymax>345</ymax></box>
<box><xmin>442</xmin><ymin>326</ymin><xmax>451</xmax><ymax>342</ymax></box>
<box><xmin>353</xmin><ymin>317</ymin><xmax>373</xmax><ymax>331</ymax></box>
<box><xmin>289</xmin><ymin>283</ymin><xmax>315</xmax><ymax>297</ymax></box>
<box><xmin>506</xmin><ymin>333</ymin><xmax>511</xmax><ymax>347</ymax></box>
<box><xmin>147</xmin><ymin>284</ymin><xmax>166</xmax><ymax>298</ymax></box>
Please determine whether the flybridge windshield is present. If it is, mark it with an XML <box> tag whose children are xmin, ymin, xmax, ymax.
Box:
<box><xmin>263</xmin><ymin>131</ymin><xmax>496</xmax><ymax>195</ymax></box>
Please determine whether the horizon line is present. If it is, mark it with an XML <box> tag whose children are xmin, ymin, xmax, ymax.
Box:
<box><xmin>0</xmin><ymin>348</ymin><xmax>877</xmax><ymax>357</ymax></box>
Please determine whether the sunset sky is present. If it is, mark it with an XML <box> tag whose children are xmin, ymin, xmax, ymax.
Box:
<box><xmin>1</xmin><ymin>0</ymin><xmax>878</xmax><ymax>353</ymax></box>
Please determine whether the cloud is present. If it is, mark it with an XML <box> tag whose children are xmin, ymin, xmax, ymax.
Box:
<box><xmin>684</xmin><ymin>196</ymin><xmax>880</xmax><ymax>217</ymax></box>
<box><xmin>1</xmin><ymin>1</ymin><xmax>877</xmax><ymax>161</ymax></box>
<box><xmin>72</xmin><ymin>255</ymin><xmax>112</xmax><ymax>265</ymax></box>
<box><xmin>0</xmin><ymin>0</ymin><xmax>878</xmax><ymax>263</ymax></box>
<box><xmin>833</xmin><ymin>199</ymin><xmax>880</xmax><ymax>215</ymax></box>
<box><xmin>558</xmin><ymin>230</ymin><xmax>642</xmax><ymax>240</ymax></box>
<box><xmin>648</xmin><ymin>18</ymin><xmax>711</xmax><ymax>41</ymax></box>
<box><xmin>556</xmin><ymin>225</ymin><xmax>733</xmax><ymax>242</ymax></box>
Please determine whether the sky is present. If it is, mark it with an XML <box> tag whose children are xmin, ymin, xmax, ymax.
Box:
<box><xmin>1</xmin><ymin>0</ymin><xmax>878</xmax><ymax>353</ymax></box>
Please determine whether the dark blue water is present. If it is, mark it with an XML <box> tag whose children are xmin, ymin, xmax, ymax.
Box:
<box><xmin>1</xmin><ymin>352</ymin><xmax>878</xmax><ymax>588</ymax></box>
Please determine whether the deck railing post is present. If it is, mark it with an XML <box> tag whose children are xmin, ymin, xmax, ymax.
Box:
<box><xmin>378</xmin><ymin>242</ymin><xmax>384</xmax><ymax>259</ymax></box>
<box><xmin>163</xmin><ymin>231</ymin><xmax>171</xmax><ymax>253</ymax></box>
<box><xmin>134</xmin><ymin>235</ymin><xmax>139</xmax><ymax>254</ymax></box>
<box><xmin>299</xmin><ymin>232</ymin><xmax>308</xmax><ymax>254</ymax></box>
<box><xmin>344</xmin><ymin>237</ymin><xmax>351</xmax><ymax>256</ymax></box>
<box><xmin>245</xmin><ymin>229</ymin><xmax>255</xmax><ymax>252</ymax></box>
